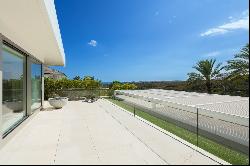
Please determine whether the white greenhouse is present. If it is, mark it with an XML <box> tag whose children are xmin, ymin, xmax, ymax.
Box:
<box><xmin>114</xmin><ymin>89</ymin><xmax>249</xmax><ymax>153</ymax></box>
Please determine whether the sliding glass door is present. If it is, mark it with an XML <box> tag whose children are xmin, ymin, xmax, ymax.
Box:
<box><xmin>31</xmin><ymin>60</ymin><xmax>42</xmax><ymax>111</ymax></box>
<box><xmin>1</xmin><ymin>40</ymin><xmax>43</xmax><ymax>135</ymax></box>
<box><xmin>1</xmin><ymin>44</ymin><xmax>26</xmax><ymax>134</ymax></box>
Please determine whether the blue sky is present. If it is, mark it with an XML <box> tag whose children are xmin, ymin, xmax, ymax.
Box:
<box><xmin>53</xmin><ymin>0</ymin><xmax>249</xmax><ymax>82</ymax></box>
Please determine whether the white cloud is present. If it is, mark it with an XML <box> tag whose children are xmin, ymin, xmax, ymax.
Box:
<box><xmin>201</xmin><ymin>28</ymin><xmax>228</xmax><ymax>36</ymax></box>
<box><xmin>201</xmin><ymin>10</ymin><xmax>249</xmax><ymax>37</ymax></box>
<box><xmin>204</xmin><ymin>51</ymin><xmax>221</xmax><ymax>57</ymax></box>
<box><xmin>88</xmin><ymin>40</ymin><xmax>97</xmax><ymax>47</ymax></box>
<box><xmin>220</xmin><ymin>18</ymin><xmax>249</xmax><ymax>30</ymax></box>
<box><xmin>203</xmin><ymin>48</ymin><xmax>239</xmax><ymax>58</ymax></box>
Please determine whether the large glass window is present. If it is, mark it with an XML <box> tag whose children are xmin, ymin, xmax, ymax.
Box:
<box><xmin>31</xmin><ymin>60</ymin><xmax>42</xmax><ymax>111</ymax></box>
<box><xmin>2</xmin><ymin>44</ymin><xmax>26</xmax><ymax>134</ymax></box>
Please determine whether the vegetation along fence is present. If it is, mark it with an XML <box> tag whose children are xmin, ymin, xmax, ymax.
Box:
<box><xmin>52</xmin><ymin>88</ymin><xmax>114</xmax><ymax>101</ymax></box>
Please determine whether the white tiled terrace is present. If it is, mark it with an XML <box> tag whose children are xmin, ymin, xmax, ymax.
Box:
<box><xmin>0</xmin><ymin>99</ymin><xmax>228</xmax><ymax>165</ymax></box>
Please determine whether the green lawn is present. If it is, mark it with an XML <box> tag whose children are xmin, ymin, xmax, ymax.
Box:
<box><xmin>107</xmin><ymin>98</ymin><xmax>249</xmax><ymax>165</ymax></box>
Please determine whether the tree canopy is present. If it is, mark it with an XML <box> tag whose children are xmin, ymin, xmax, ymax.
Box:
<box><xmin>187</xmin><ymin>59</ymin><xmax>224</xmax><ymax>93</ymax></box>
<box><xmin>187</xmin><ymin>43</ymin><xmax>249</xmax><ymax>96</ymax></box>
<box><xmin>44</xmin><ymin>76</ymin><xmax>101</xmax><ymax>99</ymax></box>
<box><xmin>225</xmin><ymin>43</ymin><xmax>249</xmax><ymax>79</ymax></box>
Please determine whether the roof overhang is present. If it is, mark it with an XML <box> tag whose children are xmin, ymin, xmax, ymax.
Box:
<box><xmin>0</xmin><ymin>0</ymin><xmax>65</xmax><ymax>66</ymax></box>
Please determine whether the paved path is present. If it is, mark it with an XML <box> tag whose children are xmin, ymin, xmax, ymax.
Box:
<box><xmin>0</xmin><ymin>100</ymin><xmax>228</xmax><ymax>165</ymax></box>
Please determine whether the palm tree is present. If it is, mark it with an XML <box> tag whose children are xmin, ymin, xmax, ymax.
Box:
<box><xmin>187</xmin><ymin>59</ymin><xmax>224</xmax><ymax>94</ymax></box>
<box><xmin>225</xmin><ymin>43</ymin><xmax>249</xmax><ymax>78</ymax></box>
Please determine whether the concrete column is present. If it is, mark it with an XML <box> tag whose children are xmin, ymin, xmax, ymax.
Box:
<box><xmin>26</xmin><ymin>57</ymin><xmax>32</xmax><ymax>116</ymax></box>
<box><xmin>0</xmin><ymin>71</ymin><xmax>2</xmax><ymax>145</ymax></box>
<box><xmin>0</xmin><ymin>34</ymin><xmax>3</xmax><ymax>145</ymax></box>
<box><xmin>41</xmin><ymin>64</ymin><xmax>44</xmax><ymax>109</ymax></box>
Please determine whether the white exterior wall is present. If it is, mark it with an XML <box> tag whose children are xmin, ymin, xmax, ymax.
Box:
<box><xmin>0</xmin><ymin>0</ymin><xmax>65</xmax><ymax>66</ymax></box>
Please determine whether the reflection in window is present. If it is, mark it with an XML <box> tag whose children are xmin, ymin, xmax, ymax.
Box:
<box><xmin>31</xmin><ymin>61</ymin><xmax>42</xmax><ymax>111</ymax></box>
<box><xmin>2</xmin><ymin>45</ymin><xmax>26</xmax><ymax>134</ymax></box>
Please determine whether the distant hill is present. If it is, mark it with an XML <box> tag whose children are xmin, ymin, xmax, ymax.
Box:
<box><xmin>132</xmin><ymin>81</ymin><xmax>187</xmax><ymax>91</ymax></box>
<box><xmin>102</xmin><ymin>80</ymin><xmax>187</xmax><ymax>91</ymax></box>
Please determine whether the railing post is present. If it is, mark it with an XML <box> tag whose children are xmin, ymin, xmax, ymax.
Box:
<box><xmin>197</xmin><ymin>107</ymin><xmax>199</xmax><ymax>146</ymax></box>
<box><xmin>134</xmin><ymin>105</ymin><xmax>135</xmax><ymax>117</ymax></box>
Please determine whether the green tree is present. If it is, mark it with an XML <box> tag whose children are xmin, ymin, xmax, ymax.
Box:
<box><xmin>225</xmin><ymin>44</ymin><xmax>249</xmax><ymax>96</ymax></box>
<box><xmin>44</xmin><ymin>78</ymin><xmax>56</xmax><ymax>99</ymax></box>
<box><xmin>110</xmin><ymin>81</ymin><xmax>122</xmax><ymax>90</ymax></box>
<box><xmin>44</xmin><ymin>76</ymin><xmax>102</xmax><ymax>99</ymax></box>
<box><xmin>187</xmin><ymin>59</ymin><xmax>224</xmax><ymax>94</ymax></box>
<box><xmin>73</xmin><ymin>76</ymin><xmax>81</xmax><ymax>80</ymax></box>
<box><xmin>122</xmin><ymin>83</ymin><xmax>137</xmax><ymax>90</ymax></box>
<box><xmin>186</xmin><ymin>72</ymin><xmax>206</xmax><ymax>92</ymax></box>
<box><xmin>111</xmin><ymin>81</ymin><xmax>121</xmax><ymax>85</ymax></box>
<box><xmin>110</xmin><ymin>81</ymin><xmax>137</xmax><ymax>90</ymax></box>
<box><xmin>83</xmin><ymin>76</ymin><xmax>95</xmax><ymax>80</ymax></box>
<box><xmin>81</xmin><ymin>76</ymin><xmax>100</xmax><ymax>90</ymax></box>
<box><xmin>225</xmin><ymin>43</ymin><xmax>249</xmax><ymax>78</ymax></box>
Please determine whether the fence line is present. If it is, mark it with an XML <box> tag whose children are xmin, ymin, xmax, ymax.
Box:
<box><xmin>115</xmin><ymin>94</ymin><xmax>249</xmax><ymax>154</ymax></box>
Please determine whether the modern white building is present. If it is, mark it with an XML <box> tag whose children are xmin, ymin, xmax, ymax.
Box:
<box><xmin>0</xmin><ymin>0</ymin><xmax>65</xmax><ymax>144</ymax></box>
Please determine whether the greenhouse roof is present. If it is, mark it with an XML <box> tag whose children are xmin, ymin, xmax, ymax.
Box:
<box><xmin>115</xmin><ymin>89</ymin><xmax>249</xmax><ymax>119</ymax></box>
